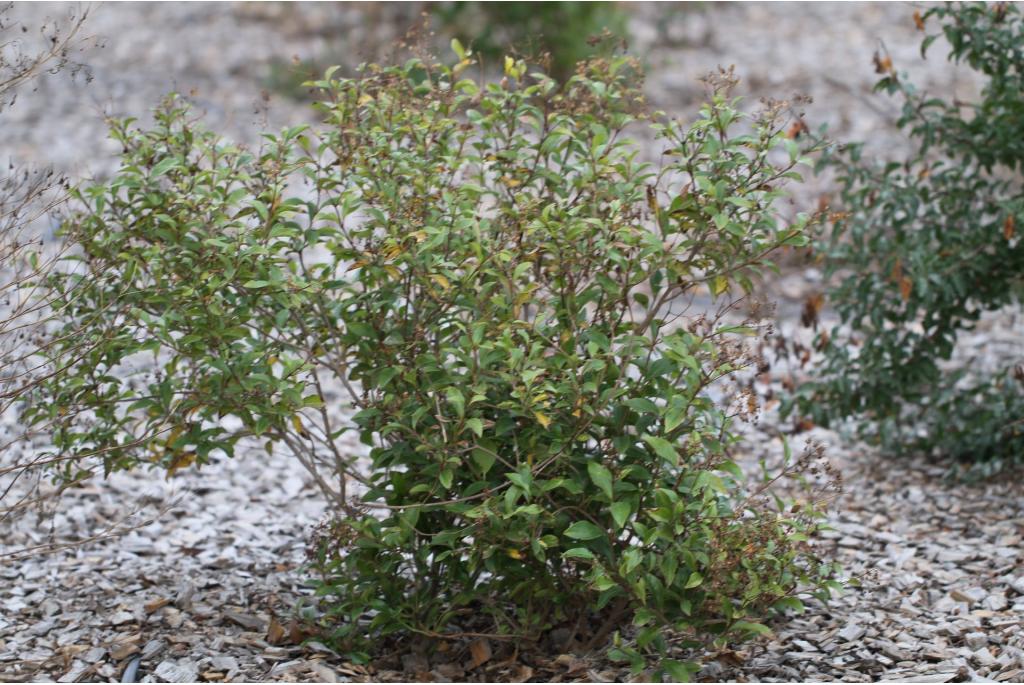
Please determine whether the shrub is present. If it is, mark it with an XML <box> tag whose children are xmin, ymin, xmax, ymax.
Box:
<box><xmin>0</xmin><ymin>5</ymin><xmax>94</xmax><ymax>550</ymax></box>
<box><xmin>790</xmin><ymin>2</ymin><xmax>1024</xmax><ymax>474</ymax></box>
<box><xmin>38</xmin><ymin>52</ymin><xmax>838</xmax><ymax>678</ymax></box>
<box><xmin>433</xmin><ymin>2</ymin><xmax>629</xmax><ymax>81</ymax></box>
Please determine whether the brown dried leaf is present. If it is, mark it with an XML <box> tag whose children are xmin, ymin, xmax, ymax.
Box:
<box><xmin>801</xmin><ymin>293</ymin><xmax>824</xmax><ymax>329</ymax></box>
<box><xmin>891</xmin><ymin>258</ymin><xmax>903</xmax><ymax>282</ymax></box>
<box><xmin>144</xmin><ymin>597</ymin><xmax>171</xmax><ymax>614</ymax></box>
<box><xmin>1004</xmin><ymin>214</ymin><xmax>1016</xmax><ymax>241</ymax></box>
<box><xmin>286</xmin><ymin>618</ymin><xmax>318</xmax><ymax>646</ymax></box>
<box><xmin>793</xmin><ymin>418</ymin><xmax>815</xmax><ymax>434</ymax></box>
<box><xmin>108</xmin><ymin>643</ymin><xmax>139</xmax><ymax>661</ymax></box>
<box><xmin>873</xmin><ymin>51</ymin><xmax>893</xmax><ymax>74</ymax></box>
<box><xmin>266</xmin><ymin>616</ymin><xmax>287</xmax><ymax>645</ymax></box>
<box><xmin>899</xmin><ymin>276</ymin><xmax>913</xmax><ymax>302</ymax></box>
<box><xmin>510</xmin><ymin>664</ymin><xmax>534</xmax><ymax>683</ymax></box>
<box><xmin>815</xmin><ymin>329</ymin><xmax>831</xmax><ymax>352</ymax></box>
<box><xmin>913</xmin><ymin>10</ymin><xmax>926</xmax><ymax>30</ymax></box>
<box><xmin>468</xmin><ymin>638</ymin><xmax>492</xmax><ymax>669</ymax></box>
<box><xmin>787</xmin><ymin>119</ymin><xmax>809</xmax><ymax>139</ymax></box>
<box><xmin>554</xmin><ymin>654</ymin><xmax>588</xmax><ymax>674</ymax></box>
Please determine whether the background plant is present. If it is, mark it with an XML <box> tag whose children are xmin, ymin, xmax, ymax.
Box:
<box><xmin>789</xmin><ymin>2</ymin><xmax>1024</xmax><ymax>475</ymax></box>
<box><xmin>433</xmin><ymin>2</ymin><xmax>628</xmax><ymax>81</ymax></box>
<box><xmin>37</xmin><ymin>50</ymin><xmax>839</xmax><ymax>679</ymax></box>
<box><xmin>0</xmin><ymin>4</ymin><xmax>106</xmax><ymax>556</ymax></box>
<box><xmin>264</xmin><ymin>2</ymin><xmax>628</xmax><ymax>102</ymax></box>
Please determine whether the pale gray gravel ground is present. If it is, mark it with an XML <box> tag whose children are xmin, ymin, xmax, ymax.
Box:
<box><xmin>1</xmin><ymin>3</ymin><xmax>1022</xmax><ymax>683</ymax></box>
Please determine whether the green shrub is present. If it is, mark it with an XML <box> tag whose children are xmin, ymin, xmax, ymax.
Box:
<box><xmin>433</xmin><ymin>2</ymin><xmax>629</xmax><ymax>81</ymax></box>
<box><xmin>790</xmin><ymin>2</ymin><xmax>1024</xmax><ymax>474</ymax></box>
<box><xmin>37</xmin><ymin>52</ymin><xmax>838</xmax><ymax>678</ymax></box>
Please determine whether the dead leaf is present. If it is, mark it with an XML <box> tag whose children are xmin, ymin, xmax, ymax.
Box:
<box><xmin>266</xmin><ymin>616</ymin><xmax>287</xmax><ymax>645</ymax></box>
<box><xmin>432</xmin><ymin>663</ymin><xmax>465</xmax><ymax>680</ymax></box>
<box><xmin>554</xmin><ymin>654</ymin><xmax>588</xmax><ymax>674</ymax></box>
<box><xmin>1005</xmin><ymin>214</ymin><xmax>1016</xmax><ymax>240</ymax></box>
<box><xmin>891</xmin><ymin>259</ymin><xmax>913</xmax><ymax>301</ymax></box>
<box><xmin>801</xmin><ymin>293</ymin><xmax>824</xmax><ymax>329</ymax></box>
<box><xmin>899</xmin><ymin>276</ymin><xmax>913</xmax><ymax>302</ymax></box>
<box><xmin>144</xmin><ymin>597</ymin><xmax>171</xmax><ymax>614</ymax></box>
<box><xmin>510</xmin><ymin>664</ymin><xmax>534</xmax><ymax>683</ymax></box>
<box><xmin>109</xmin><ymin>642</ymin><xmax>140</xmax><ymax>661</ymax></box>
<box><xmin>873</xmin><ymin>50</ymin><xmax>893</xmax><ymax>74</ymax></box>
<box><xmin>288</xmin><ymin>618</ymin><xmax>311</xmax><ymax>645</ymax></box>
<box><xmin>715</xmin><ymin>649</ymin><xmax>749</xmax><ymax>666</ymax></box>
<box><xmin>468</xmin><ymin>639</ymin><xmax>492</xmax><ymax>669</ymax></box>
<box><xmin>913</xmin><ymin>10</ymin><xmax>925</xmax><ymax>30</ymax></box>
<box><xmin>309</xmin><ymin>661</ymin><xmax>339</xmax><ymax>683</ymax></box>
<box><xmin>787</xmin><ymin>119</ymin><xmax>809</xmax><ymax>139</ymax></box>
<box><xmin>815</xmin><ymin>329</ymin><xmax>831</xmax><ymax>352</ymax></box>
<box><xmin>891</xmin><ymin>257</ymin><xmax>903</xmax><ymax>282</ymax></box>
<box><xmin>792</xmin><ymin>418</ymin><xmax>815</xmax><ymax>434</ymax></box>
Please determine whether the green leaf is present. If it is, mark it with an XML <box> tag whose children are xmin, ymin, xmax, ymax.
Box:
<box><xmin>642</xmin><ymin>434</ymin><xmax>678</xmax><ymax>465</ymax></box>
<box><xmin>732</xmin><ymin>621</ymin><xmax>772</xmax><ymax>637</ymax></box>
<box><xmin>439</xmin><ymin>468</ymin><xmax>453</xmax><ymax>489</ymax></box>
<box><xmin>772</xmin><ymin>597</ymin><xmax>805</xmax><ymax>614</ymax></box>
<box><xmin>587</xmin><ymin>462</ymin><xmax>614</xmax><ymax>500</ymax></box>
<box><xmin>609</xmin><ymin>501</ymin><xmax>631</xmax><ymax>530</ymax></box>
<box><xmin>465</xmin><ymin>418</ymin><xmax>484</xmax><ymax>438</ymax></box>
<box><xmin>683</xmin><ymin>571</ymin><xmax>703</xmax><ymax>589</ymax></box>
<box><xmin>150</xmin><ymin>157</ymin><xmax>179</xmax><ymax>177</ymax></box>
<box><xmin>562</xmin><ymin>547</ymin><xmax>595</xmax><ymax>560</ymax></box>
<box><xmin>445</xmin><ymin>387</ymin><xmax>465</xmax><ymax>417</ymax></box>
<box><xmin>451</xmin><ymin>37</ymin><xmax>466</xmax><ymax>60</ymax></box>
<box><xmin>564</xmin><ymin>521</ymin><xmax>605</xmax><ymax>540</ymax></box>
<box><xmin>663</xmin><ymin>660</ymin><xmax>699</xmax><ymax>683</ymax></box>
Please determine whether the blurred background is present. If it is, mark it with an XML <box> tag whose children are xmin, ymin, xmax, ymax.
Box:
<box><xmin>1</xmin><ymin>2</ymin><xmax>978</xmax><ymax>180</ymax></box>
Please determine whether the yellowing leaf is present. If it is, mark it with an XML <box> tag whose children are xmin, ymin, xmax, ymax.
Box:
<box><xmin>165</xmin><ymin>425</ymin><xmax>185</xmax><ymax>446</ymax></box>
<box><xmin>534</xmin><ymin>411</ymin><xmax>551</xmax><ymax>429</ymax></box>
<box><xmin>358</xmin><ymin>93</ymin><xmax>374</xmax><ymax>106</ymax></box>
<box><xmin>504</xmin><ymin>55</ymin><xmax>515</xmax><ymax>77</ymax></box>
<box><xmin>430</xmin><ymin>274</ymin><xmax>451</xmax><ymax>290</ymax></box>
<box><xmin>506</xmin><ymin>548</ymin><xmax>524</xmax><ymax>560</ymax></box>
<box><xmin>292</xmin><ymin>414</ymin><xmax>310</xmax><ymax>438</ymax></box>
<box><xmin>711</xmin><ymin>275</ymin><xmax>729</xmax><ymax>297</ymax></box>
<box><xmin>166</xmin><ymin>451</ymin><xmax>196</xmax><ymax>479</ymax></box>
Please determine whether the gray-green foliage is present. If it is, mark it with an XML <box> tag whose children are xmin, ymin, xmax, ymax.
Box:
<box><xmin>790</xmin><ymin>2</ymin><xmax>1024</xmax><ymax>474</ymax></box>
<box><xmin>35</xmin><ymin>51</ymin><xmax>838</xmax><ymax>679</ymax></box>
